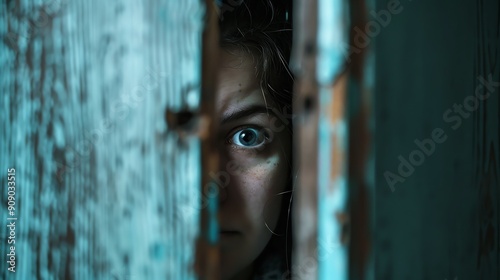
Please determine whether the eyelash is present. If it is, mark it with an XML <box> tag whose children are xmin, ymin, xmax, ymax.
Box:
<box><xmin>226</xmin><ymin>125</ymin><xmax>271</xmax><ymax>149</ymax></box>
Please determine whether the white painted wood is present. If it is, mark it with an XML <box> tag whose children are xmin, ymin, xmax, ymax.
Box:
<box><xmin>1</xmin><ymin>0</ymin><xmax>204</xmax><ymax>279</ymax></box>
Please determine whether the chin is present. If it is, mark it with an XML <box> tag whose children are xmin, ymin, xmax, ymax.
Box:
<box><xmin>220</xmin><ymin>230</ymin><xmax>274</xmax><ymax>280</ymax></box>
<box><xmin>220</xmin><ymin>243</ymin><xmax>250</xmax><ymax>280</ymax></box>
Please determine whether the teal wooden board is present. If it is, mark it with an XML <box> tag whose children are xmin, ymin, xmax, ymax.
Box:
<box><xmin>374</xmin><ymin>0</ymin><xmax>499</xmax><ymax>279</ymax></box>
<box><xmin>0</xmin><ymin>1</ymin><xmax>204</xmax><ymax>279</ymax></box>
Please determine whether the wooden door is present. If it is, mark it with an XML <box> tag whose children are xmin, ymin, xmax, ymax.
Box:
<box><xmin>2</xmin><ymin>0</ymin><xmax>498</xmax><ymax>279</ymax></box>
<box><xmin>2</xmin><ymin>0</ymin><xmax>204</xmax><ymax>279</ymax></box>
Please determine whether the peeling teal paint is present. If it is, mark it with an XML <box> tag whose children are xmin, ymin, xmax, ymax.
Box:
<box><xmin>317</xmin><ymin>0</ymin><xmax>350</xmax><ymax>85</ymax></box>
<box><xmin>1</xmin><ymin>0</ymin><xmax>205</xmax><ymax>279</ymax></box>
<box><xmin>318</xmin><ymin>87</ymin><xmax>349</xmax><ymax>280</ymax></box>
<box><xmin>316</xmin><ymin>0</ymin><xmax>350</xmax><ymax>278</ymax></box>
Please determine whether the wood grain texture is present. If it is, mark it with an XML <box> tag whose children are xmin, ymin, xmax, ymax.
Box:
<box><xmin>194</xmin><ymin>0</ymin><xmax>220</xmax><ymax>279</ymax></box>
<box><xmin>347</xmin><ymin>84</ymin><xmax>373</xmax><ymax>280</ymax></box>
<box><xmin>291</xmin><ymin>0</ymin><xmax>320</xmax><ymax>278</ymax></box>
<box><xmin>316</xmin><ymin>0</ymin><xmax>351</xmax><ymax>279</ymax></box>
<box><xmin>291</xmin><ymin>0</ymin><xmax>351</xmax><ymax>279</ymax></box>
<box><xmin>347</xmin><ymin>0</ymin><xmax>375</xmax><ymax>279</ymax></box>
<box><xmin>374</xmin><ymin>0</ymin><xmax>499</xmax><ymax>279</ymax></box>
<box><xmin>1</xmin><ymin>0</ymin><xmax>204</xmax><ymax>279</ymax></box>
<box><xmin>472</xmin><ymin>0</ymin><xmax>499</xmax><ymax>278</ymax></box>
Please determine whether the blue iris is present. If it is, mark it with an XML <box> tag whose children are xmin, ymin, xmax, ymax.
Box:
<box><xmin>231</xmin><ymin>128</ymin><xmax>266</xmax><ymax>147</ymax></box>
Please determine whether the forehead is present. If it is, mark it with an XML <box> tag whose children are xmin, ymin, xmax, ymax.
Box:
<box><xmin>216</xmin><ymin>50</ymin><xmax>266</xmax><ymax>115</ymax></box>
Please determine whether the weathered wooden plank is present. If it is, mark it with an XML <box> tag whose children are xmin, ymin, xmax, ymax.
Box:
<box><xmin>291</xmin><ymin>0</ymin><xmax>352</xmax><ymax>279</ymax></box>
<box><xmin>470</xmin><ymin>0</ymin><xmax>499</xmax><ymax>278</ymax></box>
<box><xmin>347</xmin><ymin>0</ymin><xmax>375</xmax><ymax>279</ymax></box>
<box><xmin>1</xmin><ymin>0</ymin><xmax>204</xmax><ymax>279</ymax></box>
<box><xmin>291</xmin><ymin>0</ymin><xmax>320</xmax><ymax>277</ymax></box>
<box><xmin>316</xmin><ymin>0</ymin><xmax>351</xmax><ymax>279</ymax></box>
<box><xmin>194</xmin><ymin>0</ymin><xmax>220</xmax><ymax>279</ymax></box>
<box><xmin>374</xmin><ymin>0</ymin><xmax>499</xmax><ymax>279</ymax></box>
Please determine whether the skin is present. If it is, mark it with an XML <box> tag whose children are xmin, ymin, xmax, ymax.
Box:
<box><xmin>216</xmin><ymin>49</ymin><xmax>291</xmax><ymax>280</ymax></box>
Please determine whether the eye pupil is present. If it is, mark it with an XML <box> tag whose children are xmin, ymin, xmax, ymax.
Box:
<box><xmin>239</xmin><ymin>130</ymin><xmax>257</xmax><ymax>145</ymax></box>
<box><xmin>231</xmin><ymin>127</ymin><xmax>268</xmax><ymax>148</ymax></box>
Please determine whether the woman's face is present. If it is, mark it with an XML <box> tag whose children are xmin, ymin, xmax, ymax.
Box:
<box><xmin>215</xmin><ymin>49</ymin><xmax>291</xmax><ymax>280</ymax></box>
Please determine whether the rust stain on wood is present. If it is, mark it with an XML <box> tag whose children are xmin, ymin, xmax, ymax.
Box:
<box><xmin>195</xmin><ymin>0</ymin><xmax>221</xmax><ymax>279</ymax></box>
<box><xmin>291</xmin><ymin>0</ymin><xmax>319</xmax><ymax>276</ymax></box>
<box><xmin>347</xmin><ymin>0</ymin><xmax>373</xmax><ymax>278</ymax></box>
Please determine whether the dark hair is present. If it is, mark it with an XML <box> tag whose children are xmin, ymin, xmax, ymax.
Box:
<box><xmin>219</xmin><ymin>0</ymin><xmax>294</xmax><ymax>121</ymax></box>
<box><xmin>218</xmin><ymin>0</ymin><xmax>294</xmax><ymax>275</ymax></box>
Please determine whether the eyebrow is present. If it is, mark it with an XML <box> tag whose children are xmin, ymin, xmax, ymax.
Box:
<box><xmin>220</xmin><ymin>105</ymin><xmax>274</xmax><ymax>125</ymax></box>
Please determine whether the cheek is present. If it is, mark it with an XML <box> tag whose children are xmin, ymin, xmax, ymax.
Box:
<box><xmin>231</xmin><ymin>153</ymin><xmax>288</xmax><ymax>224</ymax></box>
<box><xmin>224</xmin><ymin>131</ymin><xmax>291</xmax><ymax>187</ymax></box>
<box><xmin>232</xmin><ymin>152</ymin><xmax>286</xmax><ymax>190</ymax></box>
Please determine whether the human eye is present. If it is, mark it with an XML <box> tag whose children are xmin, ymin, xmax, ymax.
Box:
<box><xmin>228</xmin><ymin>126</ymin><xmax>271</xmax><ymax>148</ymax></box>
